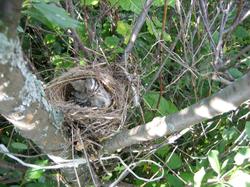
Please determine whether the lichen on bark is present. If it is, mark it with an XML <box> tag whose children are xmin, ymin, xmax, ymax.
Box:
<box><xmin>0</xmin><ymin>33</ymin><xmax>64</xmax><ymax>129</ymax></box>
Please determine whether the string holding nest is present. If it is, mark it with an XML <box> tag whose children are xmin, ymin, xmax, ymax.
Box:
<box><xmin>45</xmin><ymin>65</ymin><xmax>128</xmax><ymax>154</ymax></box>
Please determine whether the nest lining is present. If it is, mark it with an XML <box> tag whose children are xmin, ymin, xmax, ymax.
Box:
<box><xmin>45</xmin><ymin>66</ymin><xmax>127</xmax><ymax>153</ymax></box>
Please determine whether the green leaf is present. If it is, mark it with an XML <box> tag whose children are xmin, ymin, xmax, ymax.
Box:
<box><xmin>127</xmin><ymin>0</ymin><xmax>145</xmax><ymax>14</ymax></box>
<box><xmin>166</xmin><ymin>174</ymin><xmax>184</xmax><ymax>187</ymax></box>
<box><xmin>109</xmin><ymin>0</ymin><xmax>146</xmax><ymax>14</ymax></box>
<box><xmin>25</xmin><ymin>169</ymin><xmax>45</xmax><ymax>181</ymax></box>
<box><xmin>25</xmin><ymin>160</ymin><xmax>48</xmax><ymax>181</ymax></box>
<box><xmin>117</xmin><ymin>0</ymin><xmax>132</xmax><ymax>11</ymax></box>
<box><xmin>26</xmin><ymin>8</ymin><xmax>54</xmax><ymax>29</ymax></box>
<box><xmin>212</xmin><ymin>31</ymin><xmax>219</xmax><ymax>44</ymax></box>
<box><xmin>104</xmin><ymin>35</ymin><xmax>120</xmax><ymax>49</ymax></box>
<box><xmin>44</xmin><ymin>34</ymin><xmax>56</xmax><ymax>45</ymax></box>
<box><xmin>152</xmin><ymin>16</ymin><xmax>162</xmax><ymax>28</ymax></box>
<box><xmin>166</xmin><ymin>153</ymin><xmax>182</xmax><ymax>169</ymax></box>
<box><xmin>116</xmin><ymin>21</ymin><xmax>131</xmax><ymax>44</ymax></box>
<box><xmin>146</xmin><ymin>19</ymin><xmax>156</xmax><ymax>35</ymax></box>
<box><xmin>163</xmin><ymin>32</ymin><xmax>172</xmax><ymax>42</ymax></box>
<box><xmin>11</xmin><ymin>142</ymin><xmax>28</xmax><ymax>150</ymax></box>
<box><xmin>180</xmin><ymin>172</ymin><xmax>194</xmax><ymax>184</ymax></box>
<box><xmin>244</xmin><ymin>58</ymin><xmax>250</xmax><ymax>67</ymax></box>
<box><xmin>245</xmin><ymin>121</ymin><xmax>250</xmax><ymax>139</ymax></box>
<box><xmin>234</xmin><ymin>26</ymin><xmax>250</xmax><ymax>39</ymax></box>
<box><xmin>143</xmin><ymin>92</ymin><xmax>178</xmax><ymax>116</ymax></box>
<box><xmin>222</xmin><ymin>128</ymin><xmax>238</xmax><ymax>141</ymax></box>
<box><xmin>51</xmin><ymin>55</ymin><xmax>74</xmax><ymax>68</ymax></box>
<box><xmin>81</xmin><ymin>0</ymin><xmax>99</xmax><ymax>6</ymax></box>
<box><xmin>221</xmin><ymin>159</ymin><xmax>229</xmax><ymax>170</ymax></box>
<box><xmin>25</xmin><ymin>183</ymin><xmax>47</xmax><ymax>187</ymax></box>
<box><xmin>33</xmin><ymin>2</ymin><xmax>79</xmax><ymax>29</ymax></box>
<box><xmin>194</xmin><ymin>167</ymin><xmax>205</xmax><ymax>187</ymax></box>
<box><xmin>228</xmin><ymin>68</ymin><xmax>243</xmax><ymax>79</ymax></box>
<box><xmin>156</xmin><ymin>145</ymin><xmax>170</xmax><ymax>158</ymax></box>
<box><xmin>153</xmin><ymin>0</ymin><xmax>176</xmax><ymax>7</ymax></box>
<box><xmin>234</xmin><ymin>147</ymin><xmax>250</xmax><ymax>165</ymax></box>
<box><xmin>117</xmin><ymin>21</ymin><xmax>130</xmax><ymax>36</ymax></box>
<box><xmin>208</xmin><ymin>150</ymin><xmax>220</xmax><ymax>175</ymax></box>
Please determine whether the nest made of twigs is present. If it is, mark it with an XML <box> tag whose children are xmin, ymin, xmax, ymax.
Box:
<box><xmin>45</xmin><ymin>65</ymin><xmax>128</xmax><ymax>153</ymax></box>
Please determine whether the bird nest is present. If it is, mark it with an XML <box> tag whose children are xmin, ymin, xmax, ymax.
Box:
<box><xmin>45</xmin><ymin>65</ymin><xmax>128</xmax><ymax>154</ymax></box>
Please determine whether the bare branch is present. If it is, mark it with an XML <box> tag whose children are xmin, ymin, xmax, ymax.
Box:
<box><xmin>65</xmin><ymin>0</ymin><xmax>92</xmax><ymax>59</ymax></box>
<box><xmin>224</xmin><ymin>0</ymin><xmax>250</xmax><ymax>33</ymax></box>
<box><xmin>120</xmin><ymin>0</ymin><xmax>154</xmax><ymax>63</ymax></box>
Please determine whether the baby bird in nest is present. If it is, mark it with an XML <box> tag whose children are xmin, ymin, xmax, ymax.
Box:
<box><xmin>71</xmin><ymin>78</ymin><xmax>112</xmax><ymax>108</ymax></box>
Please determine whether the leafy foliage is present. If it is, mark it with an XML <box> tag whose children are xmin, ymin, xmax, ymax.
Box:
<box><xmin>1</xmin><ymin>0</ymin><xmax>250</xmax><ymax>186</ymax></box>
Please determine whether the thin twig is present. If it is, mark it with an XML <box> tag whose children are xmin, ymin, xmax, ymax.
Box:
<box><xmin>224</xmin><ymin>0</ymin><xmax>250</xmax><ymax>33</ymax></box>
<box><xmin>220</xmin><ymin>45</ymin><xmax>250</xmax><ymax>71</ymax></box>
<box><xmin>156</xmin><ymin>0</ymin><xmax>169</xmax><ymax>109</ymax></box>
<box><xmin>65</xmin><ymin>0</ymin><xmax>92</xmax><ymax>59</ymax></box>
<box><xmin>77</xmin><ymin>130</ymin><xmax>101</xmax><ymax>187</ymax></box>
<box><xmin>198</xmin><ymin>0</ymin><xmax>217</xmax><ymax>52</ymax></box>
<box><xmin>71</xmin><ymin>128</ymin><xmax>82</xmax><ymax>187</ymax></box>
<box><xmin>0</xmin><ymin>144</ymin><xmax>86</xmax><ymax>170</ymax></box>
<box><xmin>213</xmin><ymin>1</ymin><xmax>233</xmax><ymax>69</ymax></box>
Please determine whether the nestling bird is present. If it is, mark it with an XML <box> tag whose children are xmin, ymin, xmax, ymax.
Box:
<box><xmin>71</xmin><ymin>78</ymin><xmax>112</xmax><ymax>108</ymax></box>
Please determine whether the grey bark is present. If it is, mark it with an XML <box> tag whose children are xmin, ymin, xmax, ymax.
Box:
<box><xmin>120</xmin><ymin>0</ymin><xmax>154</xmax><ymax>63</ymax></box>
<box><xmin>0</xmin><ymin>0</ymin><xmax>88</xmax><ymax>186</ymax></box>
<box><xmin>103</xmin><ymin>70</ymin><xmax>250</xmax><ymax>153</ymax></box>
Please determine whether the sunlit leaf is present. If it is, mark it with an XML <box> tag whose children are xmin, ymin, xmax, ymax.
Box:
<box><xmin>81</xmin><ymin>0</ymin><xmax>99</xmax><ymax>6</ymax></box>
<box><xmin>234</xmin><ymin>147</ymin><xmax>250</xmax><ymax>165</ymax></box>
<box><xmin>228</xmin><ymin>170</ymin><xmax>250</xmax><ymax>187</ymax></box>
<box><xmin>116</xmin><ymin>21</ymin><xmax>131</xmax><ymax>44</ymax></box>
<box><xmin>208</xmin><ymin>150</ymin><xmax>220</xmax><ymax>175</ymax></box>
<box><xmin>194</xmin><ymin>167</ymin><xmax>205</xmax><ymax>187</ymax></box>
<box><xmin>33</xmin><ymin>2</ymin><xmax>79</xmax><ymax>28</ymax></box>
<box><xmin>24</xmin><ymin>159</ymin><xmax>49</xmax><ymax>181</ymax></box>
<box><xmin>25</xmin><ymin>169</ymin><xmax>45</xmax><ymax>181</ymax></box>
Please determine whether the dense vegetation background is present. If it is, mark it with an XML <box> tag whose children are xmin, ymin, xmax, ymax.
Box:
<box><xmin>0</xmin><ymin>0</ymin><xmax>250</xmax><ymax>186</ymax></box>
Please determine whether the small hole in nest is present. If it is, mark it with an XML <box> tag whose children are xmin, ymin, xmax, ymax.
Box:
<box><xmin>46</xmin><ymin>66</ymin><xmax>131</xmax><ymax>155</ymax></box>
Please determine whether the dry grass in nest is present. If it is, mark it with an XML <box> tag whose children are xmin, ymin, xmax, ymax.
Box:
<box><xmin>45</xmin><ymin>65</ymin><xmax>128</xmax><ymax>154</ymax></box>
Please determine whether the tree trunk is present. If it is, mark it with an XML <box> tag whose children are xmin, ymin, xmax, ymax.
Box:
<box><xmin>0</xmin><ymin>1</ymin><xmax>88</xmax><ymax>186</ymax></box>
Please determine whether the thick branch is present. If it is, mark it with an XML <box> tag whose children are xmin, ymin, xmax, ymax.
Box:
<box><xmin>103</xmin><ymin>71</ymin><xmax>250</xmax><ymax>153</ymax></box>
<box><xmin>0</xmin><ymin>1</ymin><xmax>89</xmax><ymax>184</ymax></box>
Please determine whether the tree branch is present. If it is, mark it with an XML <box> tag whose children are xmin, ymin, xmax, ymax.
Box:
<box><xmin>103</xmin><ymin>70</ymin><xmax>250</xmax><ymax>153</ymax></box>
<box><xmin>120</xmin><ymin>0</ymin><xmax>154</xmax><ymax>63</ymax></box>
